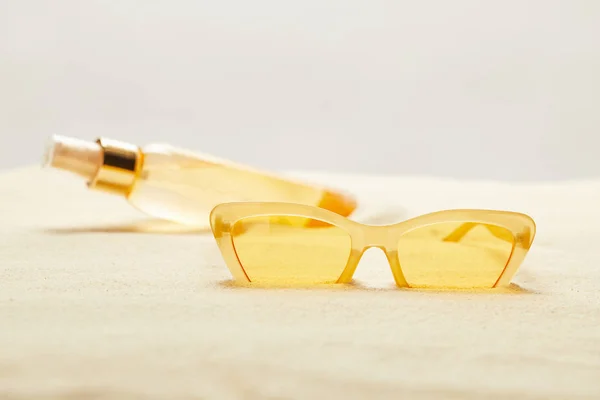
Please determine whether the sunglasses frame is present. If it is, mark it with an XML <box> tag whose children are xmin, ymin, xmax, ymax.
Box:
<box><xmin>209</xmin><ymin>202</ymin><xmax>536</xmax><ymax>288</ymax></box>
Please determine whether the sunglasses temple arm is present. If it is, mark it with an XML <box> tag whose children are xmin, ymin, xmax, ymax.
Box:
<box><xmin>442</xmin><ymin>222</ymin><xmax>513</xmax><ymax>244</ymax></box>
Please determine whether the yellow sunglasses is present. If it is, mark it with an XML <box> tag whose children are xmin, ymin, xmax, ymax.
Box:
<box><xmin>210</xmin><ymin>202</ymin><xmax>536</xmax><ymax>289</ymax></box>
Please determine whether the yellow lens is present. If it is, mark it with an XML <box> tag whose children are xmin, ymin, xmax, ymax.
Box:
<box><xmin>397</xmin><ymin>222</ymin><xmax>515</xmax><ymax>288</ymax></box>
<box><xmin>231</xmin><ymin>216</ymin><xmax>351</xmax><ymax>285</ymax></box>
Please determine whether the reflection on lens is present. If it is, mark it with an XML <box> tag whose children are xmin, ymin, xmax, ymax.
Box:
<box><xmin>397</xmin><ymin>222</ymin><xmax>515</xmax><ymax>288</ymax></box>
<box><xmin>231</xmin><ymin>216</ymin><xmax>352</xmax><ymax>284</ymax></box>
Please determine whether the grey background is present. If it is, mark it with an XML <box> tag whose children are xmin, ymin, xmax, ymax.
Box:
<box><xmin>1</xmin><ymin>0</ymin><xmax>599</xmax><ymax>181</ymax></box>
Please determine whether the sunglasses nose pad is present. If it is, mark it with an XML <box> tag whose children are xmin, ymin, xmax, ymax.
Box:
<box><xmin>337</xmin><ymin>248</ymin><xmax>364</xmax><ymax>283</ymax></box>
<box><xmin>386</xmin><ymin>250</ymin><xmax>409</xmax><ymax>287</ymax></box>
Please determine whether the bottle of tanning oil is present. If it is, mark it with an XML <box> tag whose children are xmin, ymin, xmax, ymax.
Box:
<box><xmin>43</xmin><ymin>135</ymin><xmax>357</xmax><ymax>228</ymax></box>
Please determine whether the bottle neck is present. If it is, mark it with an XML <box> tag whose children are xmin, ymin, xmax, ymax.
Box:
<box><xmin>45</xmin><ymin>135</ymin><xmax>142</xmax><ymax>197</ymax></box>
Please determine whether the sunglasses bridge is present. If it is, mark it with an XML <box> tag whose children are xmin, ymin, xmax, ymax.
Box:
<box><xmin>346</xmin><ymin>223</ymin><xmax>404</xmax><ymax>250</ymax></box>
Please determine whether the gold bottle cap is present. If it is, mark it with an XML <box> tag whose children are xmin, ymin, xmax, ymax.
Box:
<box><xmin>44</xmin><ymin>135</ymin><xmax>142</xmax><ymax>196</ymax></box>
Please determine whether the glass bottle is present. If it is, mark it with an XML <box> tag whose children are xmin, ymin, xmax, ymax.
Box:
<box><xmin>44</xmin><ymin>135</ymin><xmax>357</xmax><ymax>228</ymax></box>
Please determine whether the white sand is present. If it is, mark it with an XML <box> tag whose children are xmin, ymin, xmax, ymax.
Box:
<box><xmin>1</xmin><ymin>167</ymin><xmax>599</xmax><ymax>399</ymax></box>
